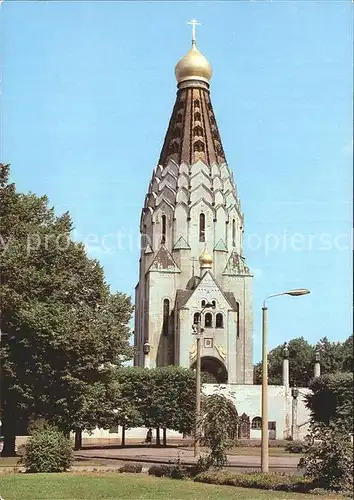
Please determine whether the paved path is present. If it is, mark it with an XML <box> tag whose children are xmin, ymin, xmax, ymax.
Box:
<box><xmin>77</xmin><ymin>446</ymin><xmax>300</xmax><ymax>472</ymax></box>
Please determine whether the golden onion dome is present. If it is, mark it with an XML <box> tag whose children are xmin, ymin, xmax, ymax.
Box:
<box><xmin>175</xmin><ymin>42</ymin><xmax>213</xmax><ymax>84</ymax></box>
<box><xmin>199</xmin><ymin>250</ymin><xmax>213</xmax><ymax>267</ymax></box>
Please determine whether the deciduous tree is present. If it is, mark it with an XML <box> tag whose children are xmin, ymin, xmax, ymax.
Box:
<box><xmin>0</xmin><ymin>163</ymin><xmax>133</xmax><ymax>455</ymax></box>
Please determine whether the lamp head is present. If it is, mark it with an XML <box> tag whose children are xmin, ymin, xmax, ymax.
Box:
<box><xmin>284</xmin><ymin>289</ymin><xmax>311</xmax><ymax>297</ymax></box>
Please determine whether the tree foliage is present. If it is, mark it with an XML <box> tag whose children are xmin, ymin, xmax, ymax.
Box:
<box><xmin>254</xmin><ymin>335</ymin><xmax>353</xmax><ymax>387</ymax></box>
<box><xmin>254</xmin><ymin>337</ymin><xmax>314</xmax><ymax>386</ymax></box>
<box><xmin>299</xmin><ymin>370</ymin><xmax>354</xmax><ymax>493</ymax></box>
<box><xmin>315</xmin><ymin>336</ymin><xmax>353</xmax><ymax>374</ymax></box>
<box><xmin>306</xmin><ymin>372</ymin><xmax>353</xmax><ymax>430</ymax></box>
<box><xmin>201</xmin><ymin>393</ymin><xmax>238</xmax><ymax>469</ymax></box>
<box><xmin>299</xmin><ymin>423</ymin><xmax>353</xmax><ymax>493</ymax></box>
<box><xmin>111</xmin><ymin>366</ymin><xmax>196</xmax><ymax>436</ymax></box>
<box><xmin>0</xmin><ymin>163</ymin><xmax>134</xmax><ymax>455</ymax></box>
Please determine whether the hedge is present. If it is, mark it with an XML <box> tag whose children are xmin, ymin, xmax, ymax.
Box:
<box><xmin>194</xmin><ymin>471</ymin><xmax>313</xmax><ymax>492</ymax></box>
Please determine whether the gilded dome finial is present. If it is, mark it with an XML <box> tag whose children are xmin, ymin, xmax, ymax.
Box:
<box><xmin>175</xmin><ymin>19</ymin><xmax>213</xmax><ymax>85</ymax></box>
<box><xmin>199</xmin><ymin>250</ymin><xmax>213</xmax><ymax>268</ymax></box>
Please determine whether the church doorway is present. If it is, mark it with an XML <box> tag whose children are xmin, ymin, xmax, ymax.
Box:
<box><xmin>192</xmin><ymin>356</ymin><xmax>228</xmax><ymax>384</ymax></box>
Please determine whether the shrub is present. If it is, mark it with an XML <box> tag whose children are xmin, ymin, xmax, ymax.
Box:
<box><xmin>233</xmin><ymin>439</ymin><xmax>288</xmax><ymax>448</ymax></box>
<box><xmin>299</xmin><ymin>423</ymin><xmax>353</xmax><ymax>493</ymax></box>
<box><xmin>194</xmin><ymin>471</ymin><xmax>312</xmax><ymax>492</ymax></box>
<box><xmin>20</xmin><ymin>423</ymin><xmax>74</xmax><ymax>473</ymax></box>
<box><xmin>118</xmin><ymin>463</ymin><xmax>143</xmax><ymax>473</ymax></box>
<box><xmin>285</xmin><ymin>440</ymin><xmax>305</xmax><ymax>453</ymax></box>
<box><xmin>148</xmin><ymin>464</ymin><xmax>172</xmax><ymax>477</ymax></box>
<box><xmin>147</xmin><ymin>462</ymin><xmax>191</xmax><ymax>480</ymax></box>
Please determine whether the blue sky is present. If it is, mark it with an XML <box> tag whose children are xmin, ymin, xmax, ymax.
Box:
<box><xmin>1</xmin><ymin>1</ymin><xmax>352</xmax><ymax>362</ymax></box>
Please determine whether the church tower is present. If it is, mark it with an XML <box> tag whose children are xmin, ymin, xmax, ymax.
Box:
<box><xmin>134</xmin><ymin>24</ymin><xmax>253</xmax><ymax>384</ymax></box>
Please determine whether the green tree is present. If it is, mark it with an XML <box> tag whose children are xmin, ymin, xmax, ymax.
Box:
<box><xmin>111</xmin><ymin>366</ymin><xmax>197</xmax><ymax>446</ymax></box>
<box><xmin>200</xmin><ymin>393</ymin><xmax>238</xmax><ymax>469</ymax></box>
<box><xmin>315</xmin><ymin>337</ymin><xmax>348</xmax><ymax>374</ymax></box>
<box><xmin>299</xmin><ymin>422</ymin><xmax>353</xmax><ymax>493</ymax></box>
<box><xmin>306</xmin><ymin>372</ymin><xmax>353</xmax><ymax>430</ymax></box>
<box><xmin>254</xmin><ymin>335</ymin><xmax>353</xmax><ymax>387</ymax></box>
<box><xmin>341</xmin><ymin>334</ymin><xmax>353</xmax><ymax>372</ymax></box>
<box><xmin>300</xmin><ymin>372</ymin><xmax>354</xmax><ymax>493</ymax></box>
<box><xmin>0</xmin><ymin>163</ymin><xmax>133</xmax><ymax>455</ymax></box>
<box><xmin>254</xmin><ymin>337</ymin><xmax>315</xmax><ymax>386</ymax></box>
<box><xmin>147</xmin><ymin>366</ymin><xmax>196</xmax><ymax>445</ymax></box>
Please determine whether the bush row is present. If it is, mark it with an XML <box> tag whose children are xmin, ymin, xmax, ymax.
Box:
<box><xmin>194</xmin><ymin>471</ymin><xmax>313</xmax><ymax>492</ymax></box>
<box><xmin>285</xmin><ymin>440</ymin><xmax>306</xmax><ymax>454</ymax></box>
<box><xmin>118</xmin><ymin>463</ymin><xmax>143</xmax><ymax>473</ymax></box>
<box><xmin>147</xmin><ymin>463</ymin><xmax>201</xmax><ymax>479</ymax></box>
<box><xmin>233</xmin><ymin>439</ymin><xmax>290</xmax><ymax>448</ymax></box>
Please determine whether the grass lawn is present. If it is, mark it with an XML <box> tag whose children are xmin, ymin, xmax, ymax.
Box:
<box><xmin>0</xmin><ymin>457</ymin><xmax>113</xmax><ymax>468</ymax></box>
<box><xmin>0</xmin><ymin>473</ymin><xmax>344</xmax><ymax>500</ymax></box>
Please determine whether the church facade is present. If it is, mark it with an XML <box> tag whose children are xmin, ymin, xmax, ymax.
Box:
<box><xmin>134</xmin><ymin>33</ymin><xmax>253</xmax><ymax>384</ymax></box>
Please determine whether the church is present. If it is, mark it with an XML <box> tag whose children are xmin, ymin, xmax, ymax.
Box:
<box><xmin>134</xmin><ymin>26</ymin><xmax>253</xmax><ymax>385</ymax></box>
<box><xmin>83</xmin><ymin>25</ymin><xmax>315</xmax><ymax>444</ymax></box>
<box><xmin>129</xmin><ymin>24</ymin><xmax>315</xmax><ymax>442</ymax></box>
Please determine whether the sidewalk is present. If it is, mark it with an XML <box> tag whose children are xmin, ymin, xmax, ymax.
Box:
<box><xmin>77</xmin><ymin>446</ymin><xmax>300</xmax><ymax>470</ymax></box>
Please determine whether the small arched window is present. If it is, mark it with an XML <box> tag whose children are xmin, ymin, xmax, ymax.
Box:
<box><xmin>194</xmin><ymin>99</ymin><xmax>200</xmax><ymax>107</ymax></box>
<box><xmin>161</xmin><ymin>215</ymin><xmax>167</xmax><ymax>244</ymax></box>
<box><xmin>216</xmin><ymin>313</ymin><xmax>224</xmax><ymax>329</ymax></box>
<box><xmin>194</xmin><ymin>112</ymin><xmax>201</xmax><ymax>121</ymax></box>
<box><xmin>212</xmin><ymin>300</ymin><xmax>216</xmax><ymax>308</ymax></box>
<box><xmin>163</xmin><ymin>299</ymin><xmax>170</xmax><ymax>336</ymax></box>
<box><xmin>236</xmin><ymin>302</ymin><xmax>240</xmax><ymax>338</ymax></box>
<box><xmin>232</xmin><ymin>219</ymin><xmax>236</xmax><ymax>247</ymax></box>
<box><xmin>193</xmin><ymin>140</ymin><xmax>204</xmax><ymax>152</ymax></box>
<box><xmin>251</xmin><ymin>417</ymin><xmax>262</xmax><ymax>429</ymax></box>
<box><xmin>204</xmin><ymin>313</ymin><xmax>212</xmax><ymax>328</ymax></box>
<box><xmin>193</xmin><ymin>312</ymin><xmax>200</xmax><ymax>325</ymax></box>
<box><xmin>201</xmin><ymin>300</ymin><xmax>206</xmax><ymax>308</ymax></box>
<box><xmin>193</xmin><ymin>125</ymin><xmax>203</xmax><ymax>137</ymax></box>
<box><xmin>199</xmin><ymin>213</ymin><xmax>205</xmax><ymax>242</ymax></box>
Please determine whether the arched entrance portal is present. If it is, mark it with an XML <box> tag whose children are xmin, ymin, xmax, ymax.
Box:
<box><xmin>192</xmin><ymin>356</ymin><xmax>228</xmax><ymax>384</ymax></box>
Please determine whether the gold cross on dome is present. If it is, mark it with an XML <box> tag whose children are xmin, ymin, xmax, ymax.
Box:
<box><xmin>187</xmin><ymin>19</ymin><xmax>201</xmax><ymax>44</ymax></box>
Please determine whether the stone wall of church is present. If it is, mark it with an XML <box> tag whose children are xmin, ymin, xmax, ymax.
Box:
<box><xmin>203</xmin><ymin>384</ymin><xmax>312</xmax><ymax>440</ymax></box>
<box><xmin>222</xmin><ymin>275</ymin><xmax>253</xmax><ymax>384</ymax></box>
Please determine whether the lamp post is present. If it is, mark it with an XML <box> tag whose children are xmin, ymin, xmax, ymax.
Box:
<box><xmin>261</xmin><ymin>288</ymin><xmax>310</xmax><ymax>473</ymax></box>
<box><xmin>291</xmin><ymin>387</ymin><xmax>299</xmax><ymax>441</ymax></box>
<box><xmin>193</xmin><ymin>302</ymin><xmax>214</xmax><ymax>458</ymax></box>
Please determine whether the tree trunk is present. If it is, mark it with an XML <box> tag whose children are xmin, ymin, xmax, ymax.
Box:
<box><xmin>74</xmin><ymin>429</ymin><xmax>82</xmax><ymax>450</ymax></box>
<box><xmin>121</xmin><ymin>425</ymin><xmax>126</xmax><ymax>447</ymax></box>
<box><xmin>155</xmin><ymin>427</ymin><xmax>160</xmax><ymax>446</ymax></box>
<box><xmin>162</xmin><ymin>427</ymin><xmax>167</xmax><ymax>447</ymax></box>
<box><xmin>1</xmin><ymin>409</ymin><xmax>17</xmax><ymax>457</ymax></box>
<box><xmin>1</xmin><ymin>434</ymin><xmax>16</xmax><ymax>457</ymax></box>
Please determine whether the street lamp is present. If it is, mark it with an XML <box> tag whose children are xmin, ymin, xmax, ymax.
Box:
<box><xmin>261</xmin><ymin>288</ymin><xmax>310</xmax><ymax>473</ymax></box>
<box><xmin>193</xmin><ymin>301</ymin><xmax>214</xmax><ymax>458</ymax></box>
